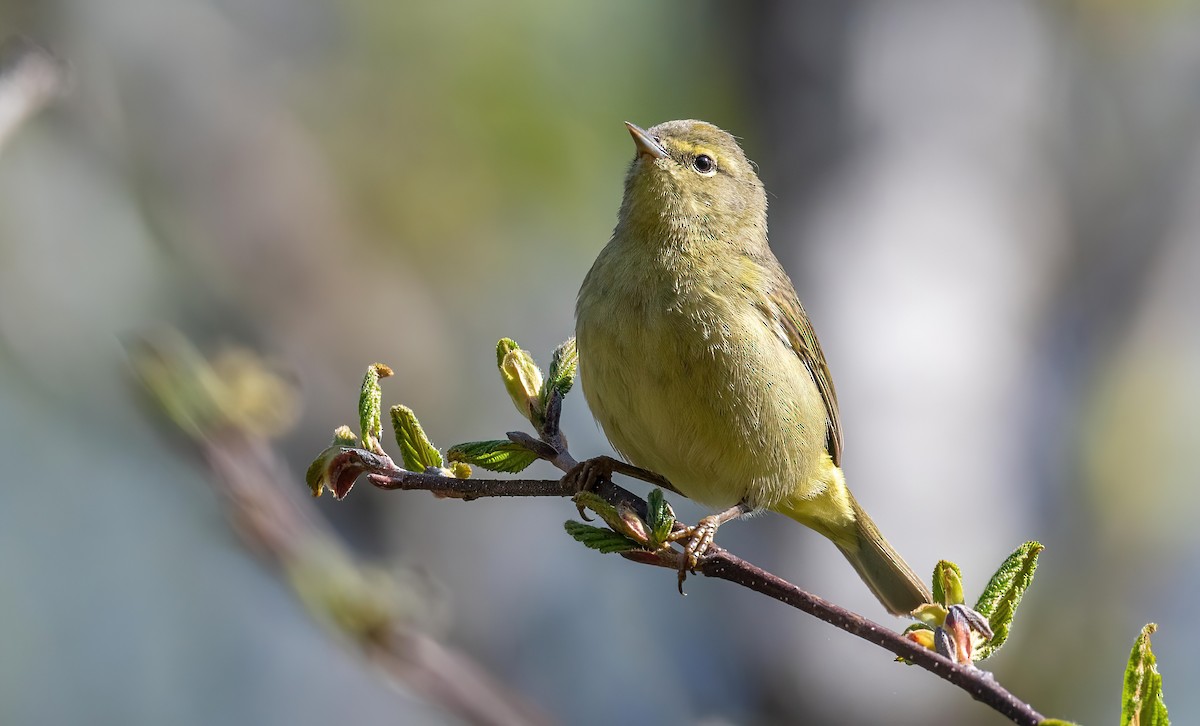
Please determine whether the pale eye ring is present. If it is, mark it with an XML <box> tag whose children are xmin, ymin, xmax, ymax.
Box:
<box><xmin>693</xmin><ymin>154</ymin><xmax>716</xmax><ymax>175</ymax></box>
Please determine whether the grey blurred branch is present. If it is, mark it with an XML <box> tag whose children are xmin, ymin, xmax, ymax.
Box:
<box><xmin>128</xmin><ymin>336</ymin><xmax>549</xmax><ymax>726</ymax></box>
<box><xmin>0</xmin><ymin>37</ymin><xmax>64</xmax><ymax>152</ymax></box>
<box><xmin>348</xmin><ymin>443</ymin><xmax>1046</xmax><ymax>726</ymax></box>
<box><xmin>203</xmin><ymin>434</ymin><xmax>549</xmax><ymax>726</ymax></box>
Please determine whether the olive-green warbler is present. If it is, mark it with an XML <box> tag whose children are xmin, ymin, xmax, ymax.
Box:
<box><xmin>575</xmin><ymin>120</ymin><xmax>931</xmax><ymax>616</ymax></box>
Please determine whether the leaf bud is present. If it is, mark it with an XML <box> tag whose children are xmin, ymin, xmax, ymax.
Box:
<box><xmin>500</xmin><ymin>348</ymin><xmax>544</xmax><ymax>425</ymax></box>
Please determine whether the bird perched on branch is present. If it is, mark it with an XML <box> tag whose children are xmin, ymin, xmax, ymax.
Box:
<box><xmin>575</xmin><ymin>119</ymin><xmax>931</xmax><ymax>616</ymax></box>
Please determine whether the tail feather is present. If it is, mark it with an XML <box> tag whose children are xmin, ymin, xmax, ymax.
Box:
<box><xmin>836</xmin><ymin>495</ymin><xmax>931</xmax><ymax>616</ymax></box>
<box><xmin>774</xmin><ymin>481</ymin><xmax>931</xmax><ymax>616</ymax></box>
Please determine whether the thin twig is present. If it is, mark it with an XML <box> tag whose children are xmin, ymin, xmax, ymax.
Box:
<box><xmin>369</xmin><ymin>469</ymin><xmax>576</xmax><ymax>499</ymax></box>
<box><xmin>697</xmin><ymin>554</ymin><xmax>1041</xmax><ymax>724</ymax></box>
<box><xmin>357</xmin><ymin>448</ymin><xmax>1045</xmax><ymax>725</ymax></box>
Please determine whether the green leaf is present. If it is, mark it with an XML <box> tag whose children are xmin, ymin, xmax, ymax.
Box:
<box><xmin>305</xmin><ymin>444</ymin><xmax>370</xmax><ymax>500</ymax></box>
<box><xmin>563</xmin><ymin>521</ymin><xmax>639</xmax><ymax>554</ymax></box>
<box><xmin>305</xmin><ymin>450</ymin><xmax>333</xmax><ymax>498</ymax></box>
<box><xmin>1040</xmin><ymin>720</ymin><xmax>1082</xmax><ymax>726</ymax></box>
<box><xmin>304</xmin><ymin>427</ymin><xmax>367</xmax><ymax>497</ymax></box>
<box><xmin>541</xmin><ymin>337</ymin><xmax>578</xmax><ymax>409</ymax></box>
<box><xmin>897</xmin><ymin>624</ymin><xmax>938</xmax><ymax>664</ymax></box>
<box><xmin>646</xmin><ymin>488</ymin><xmax>675</xmax><ymax>545</ymax></box>
<box><xmin>1122</xmin><ymin>623</ymin><xmax>1169</xmax><ymax>726</ymax></box>
<box><xmin>932</xmin><ymin>560</ymin><xmax>965</xmax><ymax>607</ymax></box>
<box><xmin>911</xmin><ymin>602</ymin><xmax>948</xmax><ymax>629</ymax></box>
<box><xmin>446</xmin><ymin>440</ymin><xmax>539</xmax><ymax>473</ymax></box>
<box><xmin>972</xmin><ymin>541</ymin><xmax>1043</xmax><ymax>660</ymax></box>
<box><xmin>359</xmin><ymin>363</ymin><xmax>392</xmax><ymax>452</ymax></box>
<box><xmin>390</xmin><ymin>405</ymin><xmax>442</xmax><ymax>471</ymax></box>
<box><xmin>496</xmin><ymin>338</ymin><xmax>520</xmax><ymax>369</ymax></box>
<box><xmin>572</xmin><ymin>490</ymin><xmax>621</xmax><ymax>529</ymax></box>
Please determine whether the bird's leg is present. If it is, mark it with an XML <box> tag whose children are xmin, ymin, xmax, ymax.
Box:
<box><xmin>562</xmin><ymin>455</ymin><xmax>680</xmax><ymax>494</ymax></box>
<box><xmin>562</xmin><ymin>456</ymin><xmax>681</xmax><ymax>508</ymax></box>
<box><xmin>605</xmin><ymin>459</ymin><xmax>679</xmax><ymax>494</ymax></box>
<box><xmin>669</xmin><ymin>502</ymin><xmax>751</xmax><ymax>589</ymax></box>
<box><xmin>562</xmin><ymin>456</ymin><xmax>616</xmax><ymax>494</ymax></box>
<box><xmin>561</xmin><ymin>456</ymin><xmax>632</xmax><ymax>519</ymax></box>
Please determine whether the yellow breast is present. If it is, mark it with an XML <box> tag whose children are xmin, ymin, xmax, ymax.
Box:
<box><xmin>575</xmin><ymin>245</ymin><xmax>828</xmax><ymax>510</ymax></box>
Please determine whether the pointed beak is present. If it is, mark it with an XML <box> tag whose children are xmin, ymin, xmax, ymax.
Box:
<box><xmin>625</xmin><ymin>121</ymin><xmax>668</xmax><ymax>160</ymax></box>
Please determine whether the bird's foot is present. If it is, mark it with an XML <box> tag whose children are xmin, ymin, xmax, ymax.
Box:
<box><xmin>668</xmin><ymin>503</ymin><xmax>750</xmax><ymax>592</ymax></box>
<box><xmin>562</xmin><ymin>456</ymin><xmax>619</xmax><ymax>520</ymax></box>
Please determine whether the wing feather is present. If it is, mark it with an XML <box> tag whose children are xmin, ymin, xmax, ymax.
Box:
<box><xmin>754</xmin><ymin>268</ymin><xmax>843</xmax><ymax>466</ymax></box>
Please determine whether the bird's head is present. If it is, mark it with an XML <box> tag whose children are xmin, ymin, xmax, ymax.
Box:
<box><xmin>617</xmin><ymin>119</ymin><xmax>767</xmax><ymax>249</ymax></box>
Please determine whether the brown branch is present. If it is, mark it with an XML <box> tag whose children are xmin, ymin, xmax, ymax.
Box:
<box><xmin>697</xmin><ymin>554</ymin><xmax>1042</xmax><ymax>724</ymax></box>
<box><xmin>358</xmin><ymin>448</ymin><xmax>1046</xmax><ymax>725</ymax></box>
<box><xmin>369</xmin><ymin>468</ymin><xmax>576</xmax><ymax>499</ymax></box>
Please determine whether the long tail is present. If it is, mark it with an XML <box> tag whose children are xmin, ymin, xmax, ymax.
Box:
<box><xmin>835</xmin><ymin>494</ymin><xmax>930</xmax><ymax>616</ymax></box>
<box><xmin>774</xmin><ymin>474</ymin><xmax>930</xmax><ymax>616</ymax></box>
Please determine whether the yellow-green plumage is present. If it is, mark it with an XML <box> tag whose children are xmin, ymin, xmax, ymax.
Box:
<box><xmin>576</xmin><ymin>120</ymin><xmax>930</xmax><ymax>615</ymax></box>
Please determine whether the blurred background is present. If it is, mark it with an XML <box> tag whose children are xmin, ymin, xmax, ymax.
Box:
<box><xmin>1</xmin><ymin>1</ymin><xmax>1197</xmax><ymax>724</ymax></box>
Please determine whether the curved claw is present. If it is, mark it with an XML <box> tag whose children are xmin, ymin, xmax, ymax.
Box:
<box><xmin>669</xmin><ymin>518</ymin><xmax>719</xmax><ymax>594</ymax></box>
<box><xmin>563</xmin><ymin>458</ymin><xmax>618</xmax><ymax>521</ymax></box>
<box><xmin>668</xmin><ymin>503</ymin><xmax>750</xmax><ymax>594</ymax></box>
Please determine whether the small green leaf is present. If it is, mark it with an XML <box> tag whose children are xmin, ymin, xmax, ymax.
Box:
<box><xmin>1122</xmin><ymin>623</ymin><xmax>1169</xmax><ymax>726</ymax></box>
<box><xmin>305</xmin><ymin>450</ymin><xmax>332</xmax><ymax>497</ymax></box>
<box><xmin>448</xmin><ymin>462</ymin><xmax>472</xmax><ymax>479</ymax></box>
<box><xmin>646</xmin><ymin>488</ymin><xmax>675</xmax><ymax>545</ymax></box>
<box><xmin>911</xmin><ymin>602</ymin><xmax>948</xmax><ymax>629</ymax></box>
<box><xmin>446</xmin><ymin>440</ymin><xmax>539</xmax><ymax>473</ymax></box>
<box><xmin>572</xmin><ymin>490</ymin><xmax>621</xmax><ymax>530</ymax></box>
<box><xmin>563</xmin><ymin>521</ymin><xmax>639</xmax><ymax>553</ymax></box>
<box><xmin>305</xmin><ymin>445</ymin><xmax>369</xmax><ymax>500</ymax></box>
<box><xmin>932</xmin><ymin>560</ymin><xmax>965</xmax><ymax>607</ymax></box>
<box><xmin>973</xmin><ymin>541</ymin><xmax>1043</xmax><ymax>660</ymax></box>
<box><xmin>541</xmin><ymin>337</ymin><xmax>578</xmax><ymax>409</ymax></box>
<box><xmin>305</xmin><ymin>427</ymin><xmax>368</xmax><ymax>497</ymax></box>
<box><xmin>359</xmin><ymin>363</ymin><xmax>393</xmax><ymax>453</ymax></box>
<box><xmin>496</xmin><ymin>338</ymin><xmax>520</xmax><ymax>369</ymax></box>
<box><xmin>390</xmin><ymin>405</ymin><xmax>442</xmax><ymax>471</ymax></box>
<box><xmin>1039</xmin><ymin>720</ymin><xmax>1082</xmax><ymax>726</ymax></box>
<box><xmin>901</xmin><ymin>626</ymin><xmax>937</xmax><ymax>654</ymax></box>
<box><xmin>570</xmin><ymin>491</ymin><xmax>657</xmax><ymax>547</ymax></box>
<box><xmin>896</xmin><ymin>625</ymin><xmax>938</xmax><ymax>664</ymax></box>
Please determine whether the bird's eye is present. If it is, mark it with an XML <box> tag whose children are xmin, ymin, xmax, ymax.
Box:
<box><xmin>693</xmin><ymin>154</ymin><xmax>716</xmax><ymax>175</ymax></box>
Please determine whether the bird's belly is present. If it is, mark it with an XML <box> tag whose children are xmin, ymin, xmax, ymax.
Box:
<box><xmin>578</xmin><ymin>305</ymin><xmax>827</xmax><ymax>510</ymax></box>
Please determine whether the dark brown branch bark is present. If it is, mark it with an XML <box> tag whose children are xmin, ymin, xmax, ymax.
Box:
<box><xmin>697</xmin><ymin>553</ymin><xmax>1042</xmax><ymax>724</ymax></box>
<box><xmin>359</xmin><ymin>449</ymin><xmax>1046</xmax><ymax>726</ymax></box>
<box><xmin>369</xmin><ymin>469</ymin><xmax>577</xmax><ymax>499</ymax></box>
